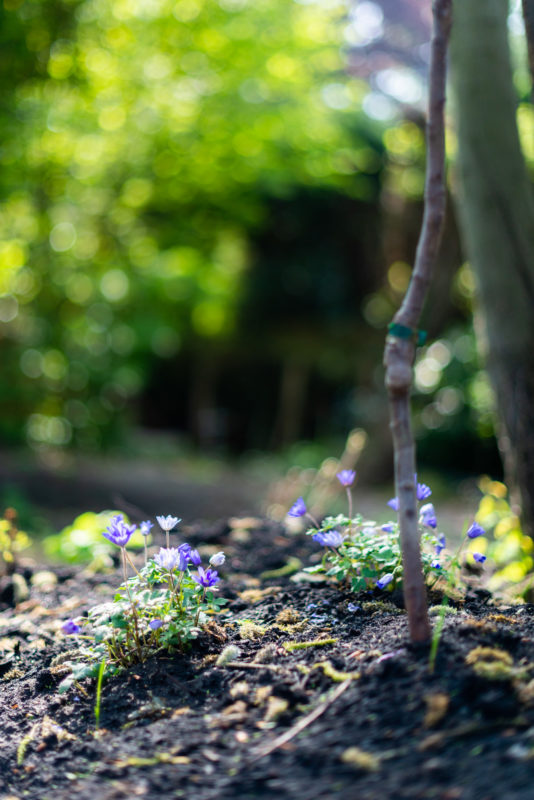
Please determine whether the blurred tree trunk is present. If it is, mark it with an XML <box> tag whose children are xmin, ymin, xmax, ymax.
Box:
<box><xmin>522</xmin><ymin>0</ymin><xmax>534</xmax><ymax>93</ymax></box>
<box><xmin>450</xmin><ymin>0</ymin><xmax>534</xmax><ymax>537</ymax></box>
<box><xmin>271</xmin><ymin>359</ymin><xmax>309</xmax><ymax>448</ymax></box>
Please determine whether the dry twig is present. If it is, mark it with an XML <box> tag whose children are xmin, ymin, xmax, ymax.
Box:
<box><xmin>249</xmin><ymin>678</ymin><xmax>352</xmax><ymax>762</ymax></box>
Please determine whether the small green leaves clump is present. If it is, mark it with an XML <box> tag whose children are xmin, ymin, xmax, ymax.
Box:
<box><xmin>303</xmin><ymin>512</ymin><xmax>446</xmax><ymax>593</ymax></box>
<box><xmin>292</xmin><ymin>473</ymin><xmax>488</xmax><ymax>594</ymax></box>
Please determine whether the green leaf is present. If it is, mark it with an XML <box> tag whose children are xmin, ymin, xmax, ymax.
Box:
<box><xmin>58</xmin><ymin>676</ymin><xmax>74</xmax><ymax>694</ymax></box>
<box><xmin>303</xmin><ymin>565</ymin><xmax>326</xmax><ymax>574</ymax></box>
<box><xmin>361</xmin><ymin>567</ymin><xmax>378</xmax><ymax>578</ymax></box>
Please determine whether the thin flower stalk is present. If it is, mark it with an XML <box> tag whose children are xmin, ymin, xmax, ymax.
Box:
<box><xmin>346</xmin><ymin>488</ymin><xmax>353</xmax><ymax>528</ymax></box>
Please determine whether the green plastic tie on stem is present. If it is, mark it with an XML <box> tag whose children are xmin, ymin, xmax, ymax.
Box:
<box><xmin>388</xmin><ymin>323</ymin><xmax>427</xmax><ymax>347</ymax></box>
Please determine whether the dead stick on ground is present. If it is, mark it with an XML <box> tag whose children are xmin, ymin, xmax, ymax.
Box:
<box><xmin>224</xmin><ymin>661</ymin><xmax>284</xmax><ymax>671</ymax></box>
<box><xmin>249</xmin><ymin>678</ymin><xmax>352</xmax><ymax>762</ymax></box>
<box><xmin>383</xmin><ymin>0</ymin><xmax>452</xmax><ymax>644</ymax></box>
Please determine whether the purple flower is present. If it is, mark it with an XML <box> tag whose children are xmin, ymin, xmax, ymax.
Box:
<box><xmin>431</xmin><ymin>559</ymin><xmax>442</xmax><ymax>569</ymax></box>
<box><xmin>467</xmin><ymin>522</ymin><xmax>485</xmax><ymax>539</ymax></box>
<box><xmin>154</xmin><ymin>547</ymin><xmax>187</xmax><ymax>571</ymax></box>
<box><xmin>337</xmin><ymin>469</ymin><xmax>356</xmax><ymax>487</ymax></box>
<box><xmin>140</xmin><ymin>520</ymin><xmax>153</xmax><ymax>536</ymax></box>
<box><xmin>435</xmin><ymin>533</ymin><xmax>446</xmax><ymax>555</ymax></box>
<box><xmin>376</xmin><ymin>573</ymin><xmax>394</xmax><ymax>590</ymax></box>
<box><xmin>149</xmin><ymin>619</ymin><xmax>163</xmax><ymax>630</ymax></box>
<box><xmin>156</xmin><ymin>515</ymin><xmax>181</xmax><ymax>532</ymax></box>
<box><xmin>209</xmin><ymin>551</ymin><xmax>226</xmax><ymax>567</ymax></box>
<box><xmin>102</xmin><ymin>514</ymin><xmax>137</xmax><ymax>548</ymax></box>
<box><xmin>62</xmin><ymin>619</ymin><xmax>81</xmax><ymax>635</ymax></box>
<box><xmin>473</xmin><ymin>552</ymin><xmax>486</xmax><ymax>564</ymax></box>
<box><xmin>193</xmin><ymin>566</ymin><xmax>220</xmax><ymax>589</ymax></box>
<box><xmin>387</xmin><ymin>497</ymin><xmax>399</xmax><ymax>512</ymax></box>
<box><xmin>419</xmin><ymin>503</ymin><xmax>437</xmax><ymax>529</ymax></box>
<box><xmin>178</xmin><ymin>542</ymin><xmax>192</xmax><ymax>557</ymax></box>
<box><xmin>189</xmin><ymin>549</ymin><xmax>202</xmax><ymax>566</ymax></box>
<box><xmin>417</xmin><ymin>483</ymin><xmax>432</xmax><ymax>501</ymax></box>
<box><xmin>312</xmin><ymin>530</ymin><xmax>345</xmax><ymax>548</ymax></box>
<box><xmin>288</xmin><ymin>497</ymin><xmax>307</xmax><ymax>518</ymax></box>
<box><xmin>381</xmin><ymin>523</ymin><xmax>395</xmax><ymax>533</ymax></box>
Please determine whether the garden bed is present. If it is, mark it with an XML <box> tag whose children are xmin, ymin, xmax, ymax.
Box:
<box><xmin>1</xmin><ymin>518</ymin><xmax>533</xmax><ymax>800</ymax></box>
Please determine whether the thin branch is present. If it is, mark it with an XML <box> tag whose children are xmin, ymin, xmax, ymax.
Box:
<box><xmin>398</xmin><ymin>0</ymin><xmax>451</xmax><ymax>326</ymax></box>
<box><xmin>383</xmin><ymin>0</ymin><xmax>452</xmax><ymax>643</ymax></box>
<box><xmin>224</xmin><ymin>661</ymin><xmax>284</xmax><ymax>671</ymax></box>
<box><xmin>249</xmin><ymin>678</ymin><xmax>352</xmax><ymax>762</ymax></box>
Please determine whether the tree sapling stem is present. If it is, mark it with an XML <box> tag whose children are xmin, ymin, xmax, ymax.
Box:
<box><xmin>383</xmin><ymin>0</ymin><xmax>452</xmax><ymax>644</ymax></box>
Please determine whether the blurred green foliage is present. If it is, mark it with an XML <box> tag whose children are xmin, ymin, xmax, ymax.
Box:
<box><xmin>474</xmin><ymin>478</ymin><xmax>534</xmax><ymax>593</ymax></box>
<box><xmin>43</xmin><ymin>509</ymin><xmax>146</xmax><ymax>566</ymax></box>
<box><xmin>3</xmin><ymin>0</ymin><xmax>523</xmax><ymax>464</ymax></box>
<box><xmin>0</xmin><ymin>0</ymin><xmax>392</xmax><ymax>450</ymax></box>
<box><xmin>0</xmin><ymin>508</ymin><xmax>31</xmax><ymax>574</ymax></box>
<box><xmin>413</xmin><ymin>321</ymin><xmax>501</xmax><ymax>475</ymax></box>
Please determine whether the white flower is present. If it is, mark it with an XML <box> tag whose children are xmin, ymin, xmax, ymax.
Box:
<box><xmin>156</xmin><ymin>515</ymin><xmax>181</xmax><ymax>532</ymax></box>
<box><xmin>419</xmin><ymin>503</ymin><xmax>435</xmax><ymax>521</ymax></box>
<box><xmin>209</xmin><ymin>551</ymin><xmax>226</xmax><ymax>567</ymax></box>
<box><xmin>154</xmin><ymin>547</ymin><xmax>182</xmax><ymax>571</ymax></box>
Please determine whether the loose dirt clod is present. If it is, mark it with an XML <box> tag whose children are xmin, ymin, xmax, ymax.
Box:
<box><xmin>465</xmin><ymin>646</ymin><xmax>514</xmax><ymax>666</ymax></box>
<box><xmin>216</xmin><ymin>644</ymin><xmax>241</xmax><ymax>666</ymax></box>
<box><xmin>253</xmin><ymin>643</ymin><xmax>279</xmax><ymax>663</ymax></box>
<box><xmin>340</xmin><ymin>747</ymin><xmax>381</xmax><ymax>772</ymax></box>
<box><xmin>275</xmin><ymin>607</ymin><xmax>301</xmax><ymax>624</ymax></box>
<box><xmin>423</xmin><ymin>693</ymin><xmax>450</xmax><ymax>728</ymax></box>
<box><xmin>237</xmin><ymin>620</ymin><xmax>267</xmax><ymax>639</ymax></box>
<box><xmin>263</xmin><ymin>696</ymin><xmax>289</xmax><ymax>722</ymax></box>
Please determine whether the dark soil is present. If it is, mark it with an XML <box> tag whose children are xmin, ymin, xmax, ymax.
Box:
<box><xmin>1</xmin><ymin>519</ymin><xmax>534</xmax><ymax>800</ymax></box>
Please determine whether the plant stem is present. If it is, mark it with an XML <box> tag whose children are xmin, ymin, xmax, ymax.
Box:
<box><xmin>383</xmin><ymin>0</ymin><xmax>452</xmax><ymax>644</ymax></box>
<box><xmin>306</xmin><ymin>512</ymin><xmax>320</xmax><ymax>528</ymax></box>
<box><xmin>125</xmin><ymin>550</ymin><xmax>141</xmax><ymax>576</ymax></box>
<box><xmin>94</xmin><ymin>658</ymin><xmax>107</xmax><ymax>730</ymax></box>
<box><xmin>346</xmin><ymin>487</ymin><xmax>353</xmax><ymax>529</ymax></box>
<box><xmin>428</xmin><ymin>599</ymin><xmax>447</xmax><ymax>673</ymax></box>
<box><xmin>121</xmin><ymin>546</ymin><xmax>128</xmax><ymax>585</ymax></box>
<box><xmin>121</xmin><ymin>547</ymin><xmax>143</xmax><ymax>662</ymax></box>
<box><xmin>195</xmin><ymin>588</ymin><xmax>206</xmax><ymax>626</ymax></box>
<box><xmin>168</xmin><ymin>568</ymin><xmax>183</xmax><ymax>613</ymax></box>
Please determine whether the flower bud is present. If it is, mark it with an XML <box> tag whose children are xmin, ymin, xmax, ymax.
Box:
<box><xmin>209</xmin><ymin>551</ymin><xmax>226</xmax><ymax>567</ymax></box>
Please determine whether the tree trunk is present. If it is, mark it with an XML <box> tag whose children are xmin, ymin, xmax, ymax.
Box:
<box><xmin>522</xmin><ymin>0</ymin><xmax>534</xmax><ymax>94</ymax></box>
<box><xmin>271</xmin><ymin>359</ymin><xmax>309</xmax><ymax>449</ymax></box>
<box><xmin>450</xmin><ymin>0</ymin><xmax>534</xmax><ymax>537</ymax></box>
